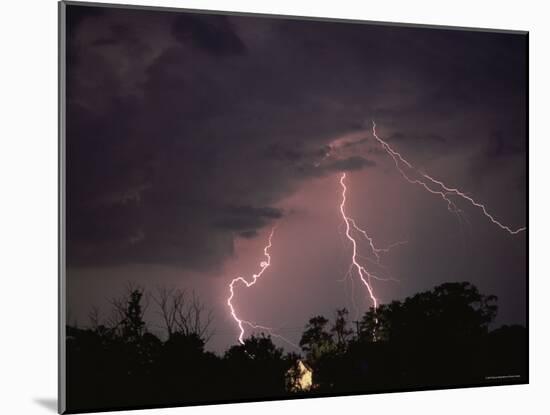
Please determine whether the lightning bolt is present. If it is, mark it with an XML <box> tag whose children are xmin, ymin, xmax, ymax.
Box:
<box><xmin>339</xmin><ymin>172</ymin><xmax>389</xmax><ymax>311</ymax></box>
<box><xmin>226</xmin><ymin>228</ymin><xmax>299</xmax><ymax>349</ymax></box>
<box><xmin>371</xmin><ymin>121</ymin><xmax>526</xmax><ymax>235</ymax></box>
<box><xmin>339</xmin><ymin>172</ymin><xmax>407</xmax><ymax>338</ymax></box>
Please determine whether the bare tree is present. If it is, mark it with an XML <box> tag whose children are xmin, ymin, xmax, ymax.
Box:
<box><xmin>152</xmin><ymin>287</ymin><xmax>214</xmax><ymax>343</ymax></box>
<box><xmin>88</xmin><ymin>305</ymin><xmax>101</xmax><ymax>329</ymax></box>
<box><xmin>152</xmin><ymin>287</ymin><xmax>183</xmax><ymax>338</ymax></box>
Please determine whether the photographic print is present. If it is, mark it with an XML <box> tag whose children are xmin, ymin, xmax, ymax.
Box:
<box><xmin>59</xmin><ymin>1</ymin><xmax>528</xmax><ymax>413</ymax></box>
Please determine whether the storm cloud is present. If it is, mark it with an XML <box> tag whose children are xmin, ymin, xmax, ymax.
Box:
<box><xmin>65</xmin><ymin>4</ymin><xmax>526</xmax><ymax>300</ymax></box>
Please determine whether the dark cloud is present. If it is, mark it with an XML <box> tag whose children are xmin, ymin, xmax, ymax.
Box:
<box><xmin>485</xmin><ymin>130</ymin><xmax>526</xmax><ymax>158</ymax></box>
<box><xmin>238</xmin><ymin>230</ymin><xmax>259</xmax><ymax>239</ymax></box>
<box><xmin>65</xmin><ymin>5</ymin><xmax>526</xmax><ymax>276</ymax></box>
<box><xmin>263</xmin><ymin>143</ymin><xmax>310</xmax><ymax>163</ymax></box>
<box><xmin>91</xmin><ymin>37</ymin><xmax>118</xmax><ymax>47</ymax></box>
<box><xmin>66</xmin><ymin>4</ymin><xmax>105</xmax><ymax>34</ymax></box>
<box><xmin>322</xmin><ymin>156</ymin><xmax>376</xmax><ymax>172</ymax></box>
<box><xmin>387</xmin><ymin>132</ymin><xmax>446</xmax><ymax>143</ymax></box>
<box><xmin>214</xmin><ymin>205</ymin><xmax>284</xmax><ymax>231</ymax></box>
<box><xmin>171</xmin><ymin>14</ymin><xmax>246</xmax><ymax>56</ymax></box>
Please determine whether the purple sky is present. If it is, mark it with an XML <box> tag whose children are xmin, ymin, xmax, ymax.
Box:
<box><xmin>65</xmin><ymin>4</ymin><xmax>527</xmax><ymax>352</ymax></box>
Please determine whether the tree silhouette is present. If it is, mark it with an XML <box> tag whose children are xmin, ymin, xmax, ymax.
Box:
<box><xmin>223</xmin><ymin>334</ymin><xmax>291</xmax><ymax>398</ymax></box>
<box><xmin>299</xmin><ymin>315</ymin><xmax>335</xmax><ymax>362</ymax></box>
<box><xmin>65</xmin><ymin>281</ymin><xmax>525</xmax><ymax>412</ymax></box>
<box><xmin>121</xmin><ymin>289</ymin><xmax>147</xmax><ymax>341</ymax></box>
<box><xmin>358</xmin><ymin>282</ymin><xmax>498</xmax><ymax>343</ymax></box>
<box><xmin>152</xmin><ymin>287</ymin><xmax>213</xmax><ymax>342</ymax></box>
<box><xmin>331</xmin><ymin>308</ymin><xmax>353</xmax><ymax>352</ymax></box>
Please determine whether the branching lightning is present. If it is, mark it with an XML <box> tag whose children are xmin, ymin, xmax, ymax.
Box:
<box><xmin>338</xmin><ymin>172</ymin><xmax>409</xmax><ymax>339</ymax></box>
<box><xmin>338</xmin><ymin>172</ymin><xmax>404</xmax><ymax>312</ymax></box>
<box><xmin>226</xmin><ymin>228</ymin><xmax>299</xmax><ymax>349</ymax></box>
<box><xmin>371</xmin><ymin>121</ymin><xmax>526</xmax><ymax>235</ymax></box>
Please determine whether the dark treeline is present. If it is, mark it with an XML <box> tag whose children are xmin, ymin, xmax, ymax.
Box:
<box><xmin>66</xmin><ymin>282</ymin><xmax>526</xmax><ymax>412</ymax></box>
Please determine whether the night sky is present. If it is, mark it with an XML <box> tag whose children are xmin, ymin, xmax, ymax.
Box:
<box><xmin>65</xmin><ymin>4</ymin><xmax>527</xmax><ymax>352</ymax></box>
